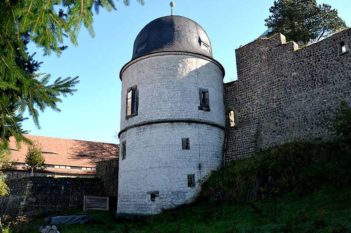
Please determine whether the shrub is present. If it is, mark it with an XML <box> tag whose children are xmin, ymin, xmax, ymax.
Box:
<box><xmin>1</xmin><ymin>226</ymin><xmax>11</xmax><ymax>233</ymax></box>
<box><xmin>0</xmin><ymin>148</ymin><xmax>9</xmax><ymax>196</ymax></box>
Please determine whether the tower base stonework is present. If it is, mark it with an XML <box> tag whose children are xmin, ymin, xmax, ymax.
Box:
<box><xmin>118</xmin><ymin>123</ymin><xmax>223</xmax><ymax>215</ymax></box>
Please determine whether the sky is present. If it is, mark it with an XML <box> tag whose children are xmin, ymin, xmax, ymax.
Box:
<box><xmin>24</xmin><ymin>0</ymin><xmax>351</xmax><ymax>144</ymax></box>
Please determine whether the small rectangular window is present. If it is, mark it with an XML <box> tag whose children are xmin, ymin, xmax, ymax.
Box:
<box><xmin>182</xmin><ymin>138</ymin><xmax>190</xmax><ymax>150</ymax></box>
<box><xmin>187</xmin><ymin>174</ymin><xmax>195</xmax><ymax>188</ymax></box>
<box><xmin>229</xmin><ymin>110</ymin><xmax>236</xmax><ymax>128</ymax></box>
<box><xmin>340</xmin><ymin>41</ymin><xmax>348</xmax><ymax>54</ymax></box>
<box><xmin>198</xmin><ymin>88</ymin><xmax>210</xmax><ymax>111</ymax></box>
<box><xmin>121</xmin><ymin>141</ymin><xmax>126</xmax><ymax>160</ymax></box>
<box><xmin>149</xmin><ymin>191</ymin><xmax>159</xmax><ymax>202</ymax></box>
<box><xmin>126</xmin><ymin>86</ymin><xmax>138</xmax><ymax>118</ymax></box>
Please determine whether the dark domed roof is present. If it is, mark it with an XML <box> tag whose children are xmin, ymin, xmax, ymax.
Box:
<box><xmin>132</xmin><ymin>15</ymin><xmax>213</xmax><ymax>59</ymax></box>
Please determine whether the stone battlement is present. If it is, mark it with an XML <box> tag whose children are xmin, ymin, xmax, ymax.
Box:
<box><xmin>238</xmin><ymin>28</ymin><xmax>351</xmax><ymax>52</ymax></box>
<box><xmin>224</xmin><ymin>29</ymin><xmax>351</xmax><ymax>162</ymax></box>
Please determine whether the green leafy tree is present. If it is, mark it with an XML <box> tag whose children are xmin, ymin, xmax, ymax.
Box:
<box><xmin>265</xmin><ymin>0</ymin><xmax>346</xmax><ymax>44</ymax></box>
<box><xmin>25</xmin><ymin>145</ymin><xmax>45</xmax><ymax>176</ymax></box>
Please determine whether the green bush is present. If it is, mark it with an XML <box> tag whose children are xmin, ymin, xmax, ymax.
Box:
<box><xmin>1</xmin><ymin>226</ymin><xmax>11</xmax><ymax>233</ymax></box>
<box><xmin>0</xmin><ymin>148</ymin><xmax>10</xmax><ymax>196</ymax></box>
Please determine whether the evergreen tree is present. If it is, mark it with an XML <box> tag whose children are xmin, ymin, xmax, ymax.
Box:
<box><xmin>265</xmin><ymin>0</ymin><xmax>346</xmax><ymax>44</ymax></box>
<box><xmin>25</xmin><ymin>144</ymin><xmax>45</xmax><ymax>176</ymax></box>
<box><xmin>315</xmin><ymin>4</ymin><xmax>347</xmax><ymax>41</ymax></box>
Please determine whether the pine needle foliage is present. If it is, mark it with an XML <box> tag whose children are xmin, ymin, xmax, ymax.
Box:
<box><xmin>265</xmin><ymin>0</ymin><xmax>346</xmax><ymax>44</ymax></box>
<box><xmin>0</xmin><ymin>0</ymin><xmax>143</xmax><ymax>148</ymax></box>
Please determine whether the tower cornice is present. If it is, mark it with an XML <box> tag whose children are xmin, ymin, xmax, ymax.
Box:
<box><xmin>118</xmin><ymin>119</ymin><xmax>225</xmax><ymax>138</ymax></box>
<box><xmin>119</xmin><ymin>51</ymin><xmax>225</xmax><ymax>80</ymax></box>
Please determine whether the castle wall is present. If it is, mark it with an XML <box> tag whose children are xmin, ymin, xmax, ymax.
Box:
<box><xmin>224</xmin><ymin>29</ymin><xmax>351</xmax><ymax>162</ymax></box>
<box><xmin>96</xmin><ymin>159</ymin><xmax>118</xmax><ymax>197</ymax></box>
<box><xmin>0</xmin><ymin>177</ymin><xmax>103</xmax><ymax>217</ymax></box>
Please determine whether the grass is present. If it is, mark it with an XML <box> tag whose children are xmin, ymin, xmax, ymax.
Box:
<box><xmin>201</xmin><ymin>141</ymin><xmax>351</xmax><ymax>203</ymax></box>
<box><xmin>18</xmin><ymin>186</ymin><xmax>351</xmax><ymax>233</ymax></box>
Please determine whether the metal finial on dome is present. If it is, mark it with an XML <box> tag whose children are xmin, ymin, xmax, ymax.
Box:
<box><xmin>170</xmin><ymin>1</ymin><xmax>175</xmax><ymax>16</ymax></box>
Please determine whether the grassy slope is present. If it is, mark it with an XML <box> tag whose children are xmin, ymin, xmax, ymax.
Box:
<box><xmin>20</xmin><ymin>187</ymin><xmax>351</xmax><ymax>233</ymax></box>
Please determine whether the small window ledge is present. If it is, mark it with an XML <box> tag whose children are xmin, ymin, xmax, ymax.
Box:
<box><xmin>198</xmin><ymin>106</ymin><xmax>210</xmax><ymax>112</ymax></box>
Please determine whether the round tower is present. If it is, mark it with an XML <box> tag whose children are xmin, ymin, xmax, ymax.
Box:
<box><xmin>117</xmin><ymin>15</ymin><xmax>225</xmax><ymax>216</ymax></box>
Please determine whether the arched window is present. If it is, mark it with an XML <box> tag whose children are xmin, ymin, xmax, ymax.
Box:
<box><xmin>229</xmin><ymin>110</ymin><xmax>236</xmax><ymax>128</ymax></box>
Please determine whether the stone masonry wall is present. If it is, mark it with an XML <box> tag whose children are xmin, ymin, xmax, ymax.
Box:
<box><xmin>0</xmin><ymin>177</ymin><xmax>103</xmax><ymax>217</ymax></box>
<box><xmin>224</xmin><ymin>29</ymin><xmax>351</xmax><ymax>163</ymax></box>
<box><xmin>96</xmin><ymin>159</ymin><xmax>118</xmax><ymax>197</ymax></box>
<box><xmin>118</xmin><ymin>54</ymin><xmax>225</xmax><ymax>215</ymax></box>
<box><xmin>118</xmin><ymin>123</ymin><xmax>224</xmax><ymax>215</ymax></box>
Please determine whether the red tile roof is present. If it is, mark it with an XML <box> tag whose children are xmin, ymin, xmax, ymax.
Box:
<box><xmin>8</xmin><ymin>135</ymin><xmax>119</xmax><ymax>175</ymax></box>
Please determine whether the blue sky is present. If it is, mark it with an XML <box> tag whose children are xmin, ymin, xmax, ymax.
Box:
<box><xmin>24</xmin><ymin>0</ymin><xmax>351</xmax><ymax>144</ymax></box>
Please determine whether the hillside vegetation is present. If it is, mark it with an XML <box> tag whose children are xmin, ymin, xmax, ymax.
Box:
<box><xmin>200</xmin><ymin>140</ymin><xmax>351</xmax><ymax>203</ymax></box>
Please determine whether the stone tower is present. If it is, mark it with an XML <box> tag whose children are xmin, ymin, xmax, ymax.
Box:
<box><xmin>117</xmin><ymin>15</ymin><xmax>225</xmax><ymax>216</ymax></box>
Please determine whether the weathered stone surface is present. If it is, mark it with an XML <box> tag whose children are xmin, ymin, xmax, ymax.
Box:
<box><xmin>120</xmin><ymin>54</ymin><xmax>225</xmax><ymax>130</ymax></box>
<box><xmin>39</xmin><ymin>225</ymin><xmax>60</xmax><ymax>233</ymax></box>
<box><xmin>118</xmin><ymin>123</ymin><xmax>224</xmax><ymax>215</ymax></box>
<box><xmin>118</xmin><ymin>54</ymin><xmax>225</xmax><ymax>215</ymax></box>
<box><xmin>0</xmin><ymin>177</ymin><xmax>103</xmax><ymax>217</ymax></box>
<box><xmin>96</xmin><ymin>159</ymin><xmax>118</xmax><ymax>197</ymax></box>
<box><xmin>224</xmin><ymin>29</ymin><xmax>351</xmax><ymax>163</ymax></box>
